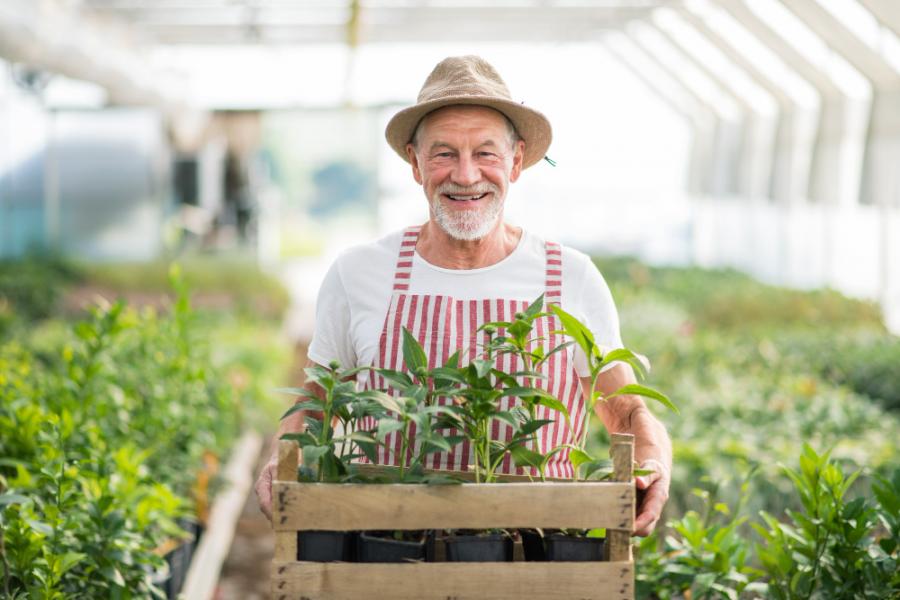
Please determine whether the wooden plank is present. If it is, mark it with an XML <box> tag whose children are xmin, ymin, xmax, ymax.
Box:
<box><xmin>608</xmin><ymin>433</ymin><xmax>635</xmax><ymax>562</ymax></box>
<box><xmin>277</xmin><ymin>439</ymin><xmax>299</xmax><ymax>482</ymax></box>
<box><xmin>181</xmin><ymin>431</ymin><xmax>263</xmax><ymax>600</ymax></box>
<box><xmin>272</xmin><ymin>481</ymin><xmax>633</xmax><ymax>531</ymax></box>
<box><xmin>353</xmin><ymin>463</ymin><xmax>572</xmax><ymax>483</ymax></box>
<box><xmin>275</xmin><ymin>531</ymin><xmax>298</xmax><ymax>563</ymax></box>
<box><xmin>270</xmin><ymin>561</ymin><xmax>634</xmax><ymax>600</ymax></box>
<box><xmin>610</xmin><ymin>433</ymin><xmax>634</xmax><ymax>482</ymax></box>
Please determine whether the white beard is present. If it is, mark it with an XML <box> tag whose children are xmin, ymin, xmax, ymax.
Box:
<box><xmin>430</xmin><ymin>183</ymin><xmax>503</xmax><ymax>241</ymax></box>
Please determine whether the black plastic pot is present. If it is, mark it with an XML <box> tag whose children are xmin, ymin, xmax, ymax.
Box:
<box><xmin>519</xmin><ymin>529</ymin><xmax>546</xmax><ymax>562</ymax></box>
<box><xmin>357</xmin><ymin>531</ymin><xmax>433</xmax><ymax>563</ymax></box>
<box><xmin>297</xmin><ymin>531</ymin><xmax>355</xmax><ymax>561</ymax></box>
<box><xmin>445</xmin><ymin>533</ymin><xmax>514</xmax><ymax>562</ymax></box>
<box><xmin>544</xmin><ymin>533</ymin><xmax>604</xmax><ymax>561</ymax></box>
<box><xmin>164</xmin><ymin>540</ymin><xmax>191</xmax><ymax>598</ymax></box>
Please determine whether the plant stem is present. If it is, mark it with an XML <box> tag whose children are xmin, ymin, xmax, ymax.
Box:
<box><xmin>400</xmin><ymin>419</ymin><xmax>411</xmax><ymax>480</ymax></box>
<box><xmin>318</xmin><ymin>384</ymin><xmax>334</xmax><ymax>483</ymax></box>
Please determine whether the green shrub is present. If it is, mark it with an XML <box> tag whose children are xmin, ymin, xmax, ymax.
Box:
<box><xmin>637</xmin><ymin>448</ymin><xmax>900</xmax><ymax>600</ymax></box>
<box><xmin>754</xmin><ymin>445</ymin><xmax>899</xmax><ymax>599</ymax></box>
<box><xmin>81</xmin><ymin>258</ymin><xmax>290</xmax><ymax>319</ymax></box>
<box><xmin>594</xmin><ymin>256</ymin><xmax>885</xmax><ymax>332</ymax></box>
<box><xmin>782</xmin><ymin>332</ymin><xmax>900</xmax><ymax>412</ymax></box>
<box><xmin>0</xmin><ymin>269</ymin><xmax>243</xmax><ymax>597</ymax></box>
<box><xmin>589</xmin><ymin>256</ymin><xmax>900</xmax><ymax>598</ymax></box>
<box><xmin>636</xmin><ymin>490</ymin><xmax>765</xmax><ymax>600</ymax></box>
<box><xmin>0</xmin><ymin>257</ymin><xmax>80</xmax><ymax>330</ymax></box>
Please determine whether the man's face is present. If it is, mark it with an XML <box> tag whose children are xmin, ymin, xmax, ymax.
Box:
<box><xmin>406</xmin><ymin>105</ymin><xmax>525</xmax><ymax>241</ymax></box>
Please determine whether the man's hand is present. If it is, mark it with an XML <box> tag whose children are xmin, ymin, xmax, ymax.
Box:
<box><xmin>634</xmin><ymin>458</ymin><xmax>670</xmax><ymax>536</ymax></box>
<box><xmin>255</xmin><ymin>459</ymin><xmax>277</xmax><ymax>522</ymax></box>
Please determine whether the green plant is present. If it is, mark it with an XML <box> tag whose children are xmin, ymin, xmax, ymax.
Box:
<box><xmin>434</xmin><ymin>297</ymin><xmax>572</xmax><ymax>482</ymax></box>
<box><xmin>278</xmin><ymin>361</ymin><xmax>381</xmax><ymax>482</ymax></box>
<box><xmin>550</xmin><ymin>303</ymin><xmax>676</xmax><ymax>480</ymax></box>
<box><xmin>754</xmin><ymin>445</ymin><xmax>899</xmax><ymax>599</ymax></box>
<box><xmin>0</xmin><ymin>256</ymin><xmax>80</xmax><ymax>328</ymax></box>
<box><xmin>365</xmin><ymin>329</ymin><xmax>467</xmax><ymax>481</ymax></box>
<box><xmin>0</xmin><ymin>264</ymin><xmax>260</xmax><ymax>598</ymax></box>
<box><xmin>636</xmin><ymin>478</ymin><xmax>765</xmax><ymax>600</ymax></box>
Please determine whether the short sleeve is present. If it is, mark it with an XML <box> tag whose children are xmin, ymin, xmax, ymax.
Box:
<box><xmin>307</xmin><ymin>259</ymin><xmax>358</xmax><ymax>369</ymax></box>
<box><xmin>570</xmin><ymin>258</ymin><xmax>624</xmax><ymax>377</ymax></box>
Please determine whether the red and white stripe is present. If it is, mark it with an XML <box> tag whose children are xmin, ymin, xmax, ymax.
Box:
<box><xmin>358</xmin><ymin>226</ymin><xmax>583</xmax><ymax>477</ymax></box>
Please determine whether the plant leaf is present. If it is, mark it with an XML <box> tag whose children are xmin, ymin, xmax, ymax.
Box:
<box><xmin>607</xmin><ymin>383</ymin><xmax>678</xmax><ymax>414</ymax></box>
<box><xmin>376</xmin><ymin>419</ymin><xmax>405</xmax><ymax>441</ymax></box>
<box><xmin>510</xmin><ymin>445</ymin><xmax>545</xmax><ymax>470</ymax></box>
<box><xmin>550</xmin><ymin>305</ymin><xmax>596</xmax><ymax>360</ymax></box>
<box><xmin>401</xmin><ymin>328</ymin><xmax>428</xmax><ymax>376</ymax></box>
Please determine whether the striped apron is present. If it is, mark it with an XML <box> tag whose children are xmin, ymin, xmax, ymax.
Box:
<box><xmin>359</xmin><ymin>225</ymin><xmax>585</xmax><ymax>478</ymax></box>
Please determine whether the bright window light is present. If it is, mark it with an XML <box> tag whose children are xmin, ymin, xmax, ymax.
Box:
<box><xmin>748</xmin><ymin>0</ymin><xmax>870</xmax><ymax>98</ymax></box>
<box><xmin>685</xmin><ymin>0</ymin><xmax>819</xmax><ymax>109</ymax></box>
<box><xmin>653</xmin><ymin>8</ymin><xmax>777</xmax><ymax>116</ymax></box>
<box><xmin>630</xmin><ymin>21</ymin><xmax>741</xmax><ymax>120</ymax></box>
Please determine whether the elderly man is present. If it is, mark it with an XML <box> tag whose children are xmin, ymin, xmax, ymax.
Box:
<box><xmin>256</xmin><ymin>55</ymin><xmax>672</xmax><ymax>536</ymax></box>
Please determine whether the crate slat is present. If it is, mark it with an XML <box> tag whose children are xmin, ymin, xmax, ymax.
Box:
<box><xmin>351</xmin><ymin>463</ymin><xmax>573</xmax><ymax>483</ymax></box>
<box><xmin>272</xmin><ymin>480</ymin><xmax>633</xmax><ymax>531</ymax></box>
<box><xmin>270</xmin><ymin>561</ymin><xmax>634</xmax><ymax>600</ymax></box>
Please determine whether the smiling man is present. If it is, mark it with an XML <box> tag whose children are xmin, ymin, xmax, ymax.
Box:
<box><xmin>256</xmin><ymin>55</ymin><xmax>672</xmax><ymax>537</ymax></box>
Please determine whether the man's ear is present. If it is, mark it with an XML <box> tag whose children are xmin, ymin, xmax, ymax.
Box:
<box><xmin>509</xmin><ymin>139</ymin><xmax>526</xmax><ymax>182</ymax></box>
<box><xmin>406</xmin><ymin>144</ymin><xmax>423</xmax><ymax>184</ymax></box>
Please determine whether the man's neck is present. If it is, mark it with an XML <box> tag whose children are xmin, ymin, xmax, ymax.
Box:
<box><xmin>416</xmin><ymin>220</ymin><xmax>522</xmax><ymax>270</ymax></box>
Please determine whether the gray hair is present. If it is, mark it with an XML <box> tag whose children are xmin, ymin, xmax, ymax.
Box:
<box><xmin>411</xmin><ymin>107</ymin><xmax>521</xmax><ymax>152</ymax></box>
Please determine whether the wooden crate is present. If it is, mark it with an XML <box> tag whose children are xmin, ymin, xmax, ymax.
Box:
<box><xmin>271</xmin><ymin>433</ymin><xmax>636</xmax><ymax>600</ymax></box>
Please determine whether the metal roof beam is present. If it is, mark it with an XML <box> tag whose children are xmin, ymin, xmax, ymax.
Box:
<box><xmin>778</xmin><ymin>0</ymin><xmax>899</xmax><ymax>89</ymax></box>
<box><xmin>603</xmin><ymin>31</ymin><xmax>717</xmax><ymax>197</ymax></box>
<box><xmin>675</xmin><ymin>5</ymin><xmax>819</xmax><ymax>203</ymax></box>
<box><xmin>847</xmin><ymin>0</ymin><xmax>900</xmax><ymax>43</ymax></box>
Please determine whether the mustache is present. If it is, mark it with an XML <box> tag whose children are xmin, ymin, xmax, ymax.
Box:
<box><xmin>436</xmin><ymin>182</ymin><xmax>500</xmax><ymax>196</ymax></box>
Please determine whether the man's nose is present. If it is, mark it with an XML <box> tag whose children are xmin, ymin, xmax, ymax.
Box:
<box><xmin>451</xmin><ymin>155</ymin><xmax>481</xmax><ymax>187</ymax></box>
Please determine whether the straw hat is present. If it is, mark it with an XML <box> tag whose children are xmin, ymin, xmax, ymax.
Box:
<box><xmin>385</xmin><ymin>55</ymin><xmax>552</xmax><ymax>169</ymax></box>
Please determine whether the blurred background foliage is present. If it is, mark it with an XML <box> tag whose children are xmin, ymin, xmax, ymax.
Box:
<box><xmin>0</xmin><ymin>256</ymin><xmax>292</xmax><ymax>597</ymax></box>
<box><xmin>588</xmin><ymin>256</ymin><xmax>900</xmax><ymax>598</ymax></box>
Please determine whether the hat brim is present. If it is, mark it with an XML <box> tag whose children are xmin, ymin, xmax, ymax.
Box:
<box><xmin>385</xmin><ymin>95</ymin><xmax>552</xmax><ymax>170</ymax></box>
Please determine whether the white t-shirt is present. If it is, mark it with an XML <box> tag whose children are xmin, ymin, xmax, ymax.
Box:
<box><xmin>308</xmin><ymin>228</ymin><xmax>624</xmax><ymax>378</ymax></box>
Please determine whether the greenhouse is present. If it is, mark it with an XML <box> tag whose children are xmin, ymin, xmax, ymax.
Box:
<box><xmin>1</xmin><ymin>0</ymin><xmax>898</xmax><ymax>598</ymax></box>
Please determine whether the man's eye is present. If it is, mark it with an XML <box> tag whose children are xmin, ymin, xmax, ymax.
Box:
<box><xmin>435</xmin><ymin>152</ymin><xmax>454</xmax><ymax>158</ymax></box>
<box><xmin>478</xmin><ymin>152</ymin><xmax>497</xmax><ymax>158</ymax></box>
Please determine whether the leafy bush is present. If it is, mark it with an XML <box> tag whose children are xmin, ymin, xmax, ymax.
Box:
<box><xmin>637</xmin><ymin>448</ymin><xmax>899</xmax><ymax>600</ymax></box>
<box><xmin>0</xmin><ymin>270</ymin><xmax>244</xmax><ymax>597</ymax></box>
<box><xmin>80</xmin><ymin>258</ymin><xmax>290</xmax><ymax>319</ymax></box>
<box><xmin>590</xmin><ymin>256</ymin><xmax>900</xmax><ymax>598</ymax></box>
<box><xmin>0</xmin><ymin>257</ymin><xmax>80</xmax><ymax>334</ymax></box>
<box><xmin>779</xmin><ymin>331</ymin><xmax>900</xmax><ymax>412</ymax></box>
<box><xmin>594</xmin><ymin>256</ymin><xmax>885</xmax><ymax>332</ymax></box>
<box><xmin>755</xmin><ymin>446</ymin><xmax>899</xmax><ymax>599</ymax></box>
<box><xmin>636</xmin><ymin>491</ymin><xmax>765</xmax><ymax>599</ymax></box>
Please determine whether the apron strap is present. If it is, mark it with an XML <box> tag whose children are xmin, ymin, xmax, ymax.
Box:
<box><xmin>392</xmin><ymin>225</ymin><xmax>422</xmax><ymax>291</ymax></box>
<box><xmin>545</xmin><ymin>241</ymin><xmax>562</xmax><ymax>306</ymax></box>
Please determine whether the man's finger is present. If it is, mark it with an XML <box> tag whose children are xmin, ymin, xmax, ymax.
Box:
<box><xmin>633</xmin><ymin>484</ymin><xmax>667</xmax><ymax>536</ymax></box>
<box><xmin>635</xmin><ymin>469</ymin><xmax>661</xmax><ymax>490</ymax></box>
<box><xmin>256</xmin><ymin>464</ymin><xmax>275</xmax><ymax>522</ymax></box>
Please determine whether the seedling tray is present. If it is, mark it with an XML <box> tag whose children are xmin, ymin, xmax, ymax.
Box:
<box><xmin>271</xmin><ymin>433</ymin><xmax>636</xmax><ymax>599</ymax></box>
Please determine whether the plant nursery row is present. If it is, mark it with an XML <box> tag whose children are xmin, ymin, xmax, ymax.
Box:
<box><xmin>0</xmin><ymin>264</ymin><xmax>289</xmax><ymax>599</ymax></box>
